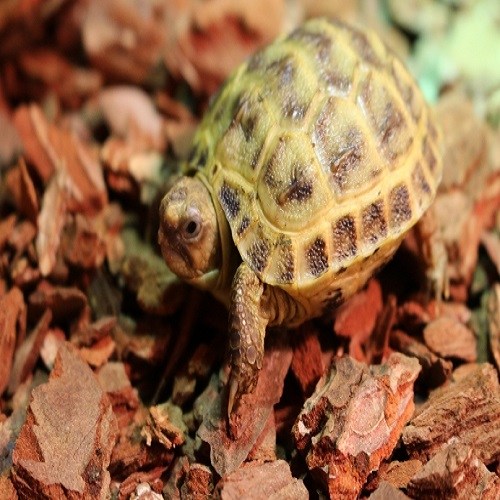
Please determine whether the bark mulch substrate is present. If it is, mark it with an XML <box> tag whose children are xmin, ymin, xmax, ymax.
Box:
<box><xmin>0</xmin><ymin>1</ymin><xmax>499</xmax><ymax>499</ymax></box>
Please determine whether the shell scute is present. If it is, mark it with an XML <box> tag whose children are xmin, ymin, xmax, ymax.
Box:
<box><xmin>332</xmin><ymin>215</ymin><xmax>358</xmax><ymax>262</ymax></box>
<box><xmin>258</xmin><ymin>134</ymin><xmax>330</xmax><ymax>232</ymax></box>
<box><xmin>361</xmin><ymin>200</ymin><xmax>388</xmax><ymax>248</ymax></box>
<box><xmin>389</xmin><ymin>184</ymin><xmax>412</xmax><ymax>229</ymax></box>
<box><xmin>312</xmin><ymin>96</ymin><xmax>382</xmax><ymax>200</ymax></box>
<box><xmin>288</xmin><ymin>24</ymin><xmax>356</xmax><ymax>97</ymax></box>
<box><xmin>358</xmin><ymin>71</ymin><xmax>412</xmax><ymax>164</ymax></box>
<box><xmin>305</xmin><ymin>237</ymin><xmax>329</xmax><ymax>278</ymax></box>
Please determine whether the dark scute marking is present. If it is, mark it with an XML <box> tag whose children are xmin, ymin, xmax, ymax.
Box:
<box><xmin>348</xmin><ymin>28</ymin><xmax>382</xmax><ymax>68</ymax></box>
<box><xmin>237</xmin><ymin>216</ymin><xmax>250</xmax><ymax>236</ymax></box>
<box><xmin>313</xmin><ymin>100</ymin><xmax>332</xmax><ymax>149</ymax></box>
<box><xmin>283</xmin><ymin>99</ymin><xmax>307</xmax><ymax>122</ymax></box>
<box><xmin>263</xmin><ymin>137</ymin><xmax>286</xmax><ymax>188</ymax></box>
<box><xmin>277</xmin><ymin>237</ymin><xmax>294</xmax><ymax>284</ymax></box>
<box><xmin>389</xmin><ymin>184</ymin><xmax>412</xmax><ymax>228</ymax></box>
<box><xmin>219</xmin><ymin>182</ymin><xmax>240</xmax><ymax>219</ymax></box>
<box><xmin>322</xmin><ymin>288</ymin><xmax>343</xmax><ymax>314</ymax></box>
<box><xmin>233</xmin><ymin>94</ymin><xmax>257</xmax><ymax>142</ymax></box>
<box><xmin>380</xmin><ymin>103</ymin><xmax>405</xmax><ymax>148</ymax></box>
<box><xmin>360</xmin><ymin>76</ymin><xmax>409</xmax><ymax>159</ymax></box>
<box><xmin>362</xmin><ymin>200</ymin><xmax>387</xmax><ymax>245</ymax></box>
<box><xmin>306</xmin><ymin>237</ymin><xmax>329</xmax><ymax>277</ymax></box>
<box><xmin>266</xmin><ymin>56</ymin><xmax>295</xmax><ymax>85</ymax></box>
<box><xmin>188</xmin><ymin>145</ymin><xmax>208</xmax><ymax>170</ymax></box>
<box><xmin>247</xmin><ymin>51</ymin><xmax>265</xmax><ymax>72</ymax></box>
<box><xmin>288</xmin><ymin>27</ymin><xmax>332</xmax><ymax>65</ymax></box>
<box><xmin>412</xmin><ymin>163</ymin><xmax>431</xmax><ymax>196</ymax></box>
<box><xmin>267</xmin><ymin>56</ymin><xmax>308</xmax><ymax>122</ymax></box>
<box><xmin>333</xmin><ymin>215</ymin><xmax>357</xmax><ymax>260</ymax></box>
<box><xmin>248</xmin><ymin>238</ymin><xmax>270</xmax><ymax>273</ymax></box>
<box><xmin>323</xmin><ymin>71</ymin><xmax>352</xmax><ymax>94</ymax></box>
<box><xmin>250</xmin><ymin>144</ymin><xmax>263</xmax><ymax>170</ymax></box>
<box><xmin>277</xmin><ymin>166</ymin><xmax>313</xmax><ymax>205</ymax></box>
<box><xmin>391</xmin><ymin>62</ymin><xmax>420</xmax><ymax>123</ymax></box>
<box><xmin>428</xmin><ymin>117</ymin><xmax>439</xmax><ymax>141</ymax></box>
<box><xmin>330</xmin><ymin>129</ymin><xmax>364</xmax><ymax>192</ymax></box>
<box><xmin>288</xmin><ymin>26</ymin><xmax>351</xmax><ymax>94</ymax></box>
<box><xmin>423</xmin><ymin>136</ymin><xmax>437</xmax><ymax>173</ymax></box>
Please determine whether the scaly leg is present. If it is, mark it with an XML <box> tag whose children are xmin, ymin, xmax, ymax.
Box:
<box><xmin>227</xmin><ymin>262</ymin><xmax>268</xmax><ymax>417</ymax></box>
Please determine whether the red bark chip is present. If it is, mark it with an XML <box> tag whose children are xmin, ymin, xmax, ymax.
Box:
<box><xmin>293</xmin><ymin>353</ymin><xmax>421</xmax><ymax>498</ymax></box>
<box><xmin>291</xmin><ymin>325</ymin><xmax>325</xmax><ymax>396</ymax></box>
<box><xmin>8</xmin><ymin>309</ymin><xmax>52</xmax><ymax>394</ymax></box>
<box><xmin>0</xmin><ymin>287</ymin><xmax>26</xmax><ymax>395</ymax></box>
<box><xmin>334</xmin><ymin>279</ymin><xmax>383</xmax><ymax>342</ymax></box>
<box><xmin>406</xmin><ymin>443</ymin><xmax>500</xmax><ymax>499</ymax></box>
<box><xmin>403</xmin><ymin>363</ymin><xmax>500</xmax><ymax>466</ymax></box>
<box><xmin>423</xmin><ymin>315</ymin><xmax>477</xmax><ymax>362</ymax></box>
<box><xmin>216</xmin><ymin>460</ymin><xmax>308</xmax><ymax>500</ymax></box>
<box><xmin>11</xmin><ymin>343</ymin><xmax>118</xmax><ymax>498</ymax></box>
<box><xmin>488</xmin><ymin>284</ymin><xmax>500</xmax><ymax>372</ymax></box>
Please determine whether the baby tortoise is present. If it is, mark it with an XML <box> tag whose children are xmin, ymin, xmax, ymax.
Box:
<box><xmin>158</xmin><ymin>18</ymin><xmax>444</xmax><ymax>417</ymax></box>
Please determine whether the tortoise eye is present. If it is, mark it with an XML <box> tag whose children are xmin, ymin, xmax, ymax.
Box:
<box><xmin>182</xmin><ymin>218</ymin><xmax>201</xmax><ymax>240</ymax></box>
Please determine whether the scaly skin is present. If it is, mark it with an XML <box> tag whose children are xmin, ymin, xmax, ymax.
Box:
<box><xmin>227</xmin><ymin>262</ymin><xmax>309</xmax><ymax>416</ymax></box>
<box><xmin>227</xmin><ymin>262</ymin><xmax>268</xmax><ymax>416</ymax></box>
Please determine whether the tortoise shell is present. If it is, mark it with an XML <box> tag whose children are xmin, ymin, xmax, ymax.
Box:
<box><xmin>187</xmin><ymin>18</ymin><xmax>442</xmax><ymax>310</ymax></box>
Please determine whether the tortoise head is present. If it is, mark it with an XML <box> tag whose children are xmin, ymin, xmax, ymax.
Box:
<box><xmin>158</xmin><ymin>176</ymin><xmax>222</xmax><ymax>287</ymax></box>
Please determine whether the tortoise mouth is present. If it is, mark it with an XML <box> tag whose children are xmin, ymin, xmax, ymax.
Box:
<box><xmin>158</xmin><ymin>222</ymin><xmax>198</xmax><ymax>280</ymax></box>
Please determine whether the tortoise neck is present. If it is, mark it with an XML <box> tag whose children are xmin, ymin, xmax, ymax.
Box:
<box><xmin>187</xmin><ymin>172</ymin><xmax>235</xmax><ymax>303</ymax></box>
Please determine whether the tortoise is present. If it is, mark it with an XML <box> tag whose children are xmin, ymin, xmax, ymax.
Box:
<box><xmin>158</xmin><ymin>18</ymin><xmax>444</xmax><ymax>416</ymax></box>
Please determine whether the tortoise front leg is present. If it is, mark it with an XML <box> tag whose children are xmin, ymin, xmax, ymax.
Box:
<box><xmin>227</xmin><ymin>262</ymin><xmax>269</xmax><ymax>417</ymax></box>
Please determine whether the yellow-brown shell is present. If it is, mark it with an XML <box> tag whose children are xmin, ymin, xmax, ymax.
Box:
<box><xmin>187</xmin><ymin>18</ymin><xmax>442</xmax><ymax>304</ymax></box>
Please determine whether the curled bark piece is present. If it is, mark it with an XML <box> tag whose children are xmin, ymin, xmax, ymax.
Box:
<box><xmin>293</xmin><ymin>353</ymin><xmax>420</xmax><ymax>499</ymax></box>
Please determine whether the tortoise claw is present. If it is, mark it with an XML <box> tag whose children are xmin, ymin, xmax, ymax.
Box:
<box><xmin>227</xmin><ymin>377</ymin><xmax>238</xmax><ymax>419</ymax></box>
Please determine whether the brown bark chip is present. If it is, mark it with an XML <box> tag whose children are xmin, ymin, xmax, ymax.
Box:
<box><xmin>0</xmin><ymin>214</ymin><xmax>17</xmax><ymax>252</ymax></box>
<box><xmin>390</xmin><ymin>329</ymin><xmax>452</xmax><ymax>389</ymax></box>
<box><xmin>0</xmin><ymin>287</ymin><xmax>26</xmax><ymax>395</ymax></box>
<box><xmin>216</xmin><ymin>460</ymin><xmax>308</xmax><ymax>500</ymax></box>
<box><xmin>406</xmin><ymin>443</ymin><xmax>500</xmax><ymax>499</ymax></box>
<box><xmin>292</xmin><ymin>353</ymin><xmax>421</xmax><ymax>499</ymax></box>
<box><xmin>14</xmin><ymin>104</ymin><xmax>107</xmax><ymax>213</ymax></box>
<box><xmin>28</xmin><ymin>282</ymin><xmax>87</xmax><ymax>324</ymax></box>
<box><xmin>0</xmin><ymin>476</ymin><xmax>18</xmax><ymax>500</ymax></box>
<box><xmin>8</xmin><ymin>308</ymin><xmax>52</xmax><ymax>394</ymax></box>
<box><xmin>180</xmin><ymin>463</ymin><xmax>214</xmax><ymax>499</ymax></box>
<box><xmin>378</xmin><ymin>459</ymin><xmax>423</xmax><ymax>489</ymax></box>
<box><xmin>4</xmin><ymin>158</ymin><xmax>39</xmax><ymax>223</ymax></box>
<box><xmin>11</xmin><ymin>343</ymin><xmax>118</xmax><ymax>499</ymax></box>
<box><xmin>488</xmin><ymin>284</ymin><xmax>500</xmax><ymax>372</ymax></box>
<box><xmin>423</xmin><ymin>315</ymin><xmax>477</xmax><ymax>362</ymax></box>
<box><xmin>35</xmin><ymin>169</ymin><xmax>69</xmax><ymax>276</ymax></box>
<box><xmin>402</xmin><ymin>363</ymin><xmax>500</xmax><ymax>465</ymax></box>
<box><xmin>334</xmin><ymin>279</ymin><xmax>383</xmax><ymax>342</ymax></box>
<box><xmin>368</xmin><ymin>481</ymin><xmax>410</xmax><ymax>500</ymax></box>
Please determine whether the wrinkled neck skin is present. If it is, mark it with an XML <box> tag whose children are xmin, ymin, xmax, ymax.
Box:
<box><xmin>187</xmin><ymin>173</ymin><xmax>237</xmax><ymax>306</ymax></box>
